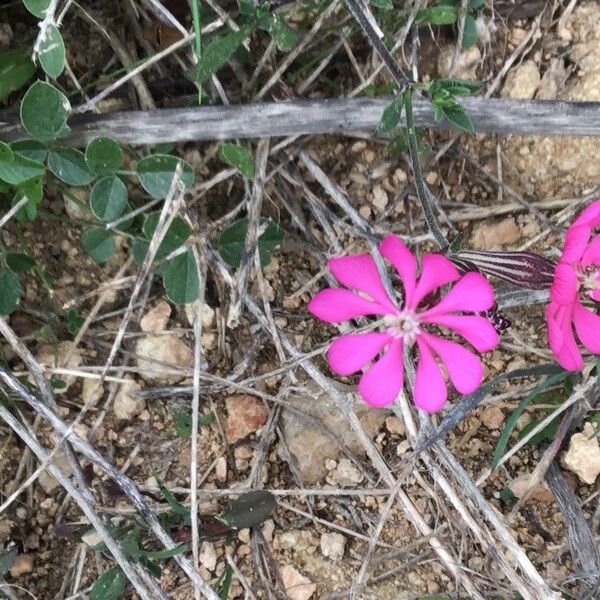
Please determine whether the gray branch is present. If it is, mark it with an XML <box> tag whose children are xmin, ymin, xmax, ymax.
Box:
<box><xmin>2</xmin><ymin>97</ymin><xmax>600</xmax><ymax>146</ymax></box>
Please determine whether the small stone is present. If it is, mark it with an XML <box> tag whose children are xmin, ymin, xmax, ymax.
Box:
<box><xmin>185</xmin><ymin>301</ymin><xmax>216</xmax><ymax>328</ymax></box>
<box><xmin>437</xmin><ymin>45</ymin><xmax>481</xmax><ymax>80</ymax></box>
<box><xmin>135</xmin><ymin>333</ymin><xmax>193</xmax><ymax>383</ymax></box>
<box><xmin>563</xmin><ymin>422</ymin><xmax>600</xmax><ymax>485</ymax></box>
<box><xmin>225</xmin><ymin>395</ymin><xmax>268</xmax><ymax>443</ymax></box>
<box><xmin>140</xmin><ymin>300</ymin><xmax>171</xmax><ymax>333</ymax></box>
<box><xmin>508</xmin><ymin>473</ymin><xmax>554</xmax><ymax>503</ymax></box>
<box><xmin>320</xmin><ymin>532</ymin><xmax>346</xmax><ymax>561</ymax></box>
<box><xmin>385</xmin><ymin>416</ymin><xmax>405</xmax><ymax>436</ymax></box>
<box><xmin>262</xmin><ymin>519</ymin><xmax>275</xmax><ymax>543</ymax></box>
<box><xmin>330</xmin><ymin>458</ymin><xmax>363</xmax><ymax>486</ymax></box>
<box><xmin>279</xmin><ymin>531</ymin><xmax>299</xmax><ymax>550</ymax></box>
<box><xmin>113</xmin><ymin>377</ymin><xmax>144</xmax><ymax>420</ymax></box>
<box><xmin>9</xmin><ymin>554</ymin><xmax>33</xmax><ymax>577</ymax></box>
<box><xmin>36</xmin><ymin>341</ymin><xmax>83</xmax><ymax>394</ymax></box>
<box><xmin>215</xmin><ymin>456</ymin><xmax>227</xmax><ymax>482</ymax></box>
<box><xmin>280</xmin><ymin>565</ymin><xmax>316</xmax><ymax>600</ymax></box>
<box><xmin>425</xmin><ymin>171</ymin><xmax>438</xmax><ymax>185</ymax></box>
<box><xmin>481</xmin><ymin>405</ymin><xmax>504</xmax><ymax>430</ymax></box>
<box><xmin>63</xmin><ymin>187</ymin><xmax>88</xmax><ymax>221</ymax></box>
<box><xmin>501</xmin><ymin>60</ymin><xmax>541</xmax><ymax>99</ymax></box>
<box><xmin>372</xmin><ymin>185</ymin><xmax>388</xmax><ymax>211</ymax></box>
<box><xmin>199</xmin><ymin>541</ymin><xmax>217</xmax><ymax>571</ymax></box>
<box><xmin>0</xmin><ymin>23</ymin><xmax>13</xmax><ymax>49</ymax></box>
<box><xmin>81</xmin><ymin>378</ymin><xmax>104</xmax><ymax>407</ymax></box>
<box><xmin>81</xmin><ymin>529</ymin><xmax>103</xmax><ymax>547</ymax></box>
<box><xmin>38</xmin><ymin>452</ymin><xmax>72</xmax><ymax>494</ymax></box>
<box><xmin>471</xmin><ymin>217</ymin><xmax>521</xmax><ymax>249</ymax></box>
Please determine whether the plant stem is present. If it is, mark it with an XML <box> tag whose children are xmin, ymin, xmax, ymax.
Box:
<box><xmin>403</xmin><ymin>90</ymin><xmax>448</xmax><ymax>249</ymax></box>
<box><xmin>189</xmin><ymin>0</ymin><xmax>202</xmax><ymax>104</ymax></box>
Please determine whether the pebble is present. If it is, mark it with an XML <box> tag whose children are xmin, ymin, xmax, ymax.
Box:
<box><xmin>81</xmin><ymin>377</ymin><xmax>104</xmax><ymax>406</ymax></box>
<box><xmin>38</xmin><ymin>452</ymin><xmax>72</xmax><ymax>494</ymax></box>
<box><xmin>508</xmin><ymin>473</ymin><xmax>554</xmax><ymax>503</ymax></box>
<box><xmin>320</xmin><ymin>532</ymin><xmax>346</xmax><ymax>561</ymax></box>
<box><xmin>113</xmin><ymin>377</ymin><xmax>144</xmax><ymax>420</ymax></box>
<box><xmin>329</xmin><ymin>458</ymin><xmax>364</xmax><ymax>486</ymax></box>
<box><xmin>215</xmin><ymin>456</ymin><xmax>227</xmax><ymax>482</ymax></box>
<box><xmin>9</xmin><ymin>554</ymin><xmax>33</xmax><ymax>577</ymax></box>
<box><xmin>280</xmin><ymin>565</ymin><xmax>316</xmax><ymax>600</ymax></box>
<box><xmin>501</xmin><ymin>60</ymin><xmax>541</xmax><ymax>99</ymax></box>
<box><xmin>481</xmin><ymin>405</ymin><xmax>504</xmax><ymax>430</ymax></box>
<box><xmin>225</xmin><ymin>395</ymin><xmax>268</xmax><ymax>443</ymax></box>
<box><xmin>372</xmin><ymin>185</ymin><xmax>388</xmax><ymax>211</ymax></box>
<box><xmin>134</xmin><ymin>333</ymin><xmax>193</xmax><ymax>383</ymax></box>
<box><xmin>35</xmin><ymin>341</ymin><xmax>83</xmax><ymax>394</ymax></box>
<box><xmin>184</xmin><ymin>301</ymin><xmax>216</xmax><ymax>328</ymax></box>
<box><xmin>385</xmin><ymin>416</ymin><xmax>405</xmax><ymax>436</ymax></box>
<box><xmin>471</xmin><ymin>217</ymin><xmax>521</xmax><ymax>249</ymax></box>
<box><xmin>140</xmin><ymin>300</ymin><xmax>171</xmax><ymax>333</ymax></box>
<box><xmin>563</xmin><ymin>422</ymin><xmax>600</xmax><ymax>485</ymax></box>
<box><xmin>199</xmin><ymin>541</ymin><xmax>217</xmax><ymax>571</ymax></box>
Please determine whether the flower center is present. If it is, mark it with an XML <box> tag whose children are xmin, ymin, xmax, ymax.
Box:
<box><xmin>579</xmin><ymin>265</ymin><xmax>600</xmax><ymax>296</ymax></box>
<box><xmin>384</xmin><ymin>310</ymin><xmax>421</xmax><ymax>342</ymax></box>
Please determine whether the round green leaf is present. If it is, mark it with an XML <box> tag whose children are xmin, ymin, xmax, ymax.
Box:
<box><xmin>82</xmin><ymin>227</ymin><xmax>115</xmax><ymax>263</ymax></box>
<box><xmin>136</xmin><ymin>154</ymin><xmax>194</xmax><ymax>199</ymax></box>
<box><xmin>38</xmin><ymin>25</ymin><xmax>66</xmax><ymax>78</ymax></box>
<box><xmin>0</xmin><ymin>142</ymin><xmax>13</xmax><ymax>162</ymax></box>
<box><xmin>20</xmin><ymin>81</ymin><xmax>70</xmax><ymax>142</ymax></box>
<box><xmin>90</xmin><ymin>176</ymin><xmax>128</xmax><ymax>222</ymax></box>
<box><xmin>23</xmin><ymin>0</ymin><xmax>51</xmax><ymax>17</ymax></box>
<box><xmin>11</xmin><ymin>140</ymin><xmax>48</xmax><ymax>163</ymax></box>
<box><xmin>5</xmin><ymin>253</ymin><xmax>35</xmax><ymax>273</ymax></box>
<box><xmin>0</xmin><ymin>268</ymin><xmax>21</xmax><ymax>315</ymax></box>
<box><xmin>218</xmin><ymin>218</ymin><xmax>283</xmax><ymax>268</ymax></box>
<box><xmin>162</xmin><ymin>249</ymin><xmax>199</xmax><ymax>304</ymax></box>
<box><xmin>85</xmin><ymin>137</ymin><xmax>123</xmax><ymax>176</ymax></box>
<box><xmin>0</xmin><ymin>48</ymin><xmax>36</xmax><ymax>103</ymax></box>
<box><xmin>219</xmin><ymin>143</ymin><xmax>255</xmax><ymax>179</ymax></box>
<box><xmin>461</xmin><ymin>14</ymin><xmax>478</xmax><ymax>49</ymax></box>
<box><xmin>48</xmin><ymin>148</ymin><xmax>94</xmax><ymax>185</ymax></box>
<box><xmin>90</xmin><ymin>566</ymin><xmax>128</xmax><ymax>600</ymax></box>
<box><xmin>0</xmin><ymin>151</ymin><xmax>45</xmax><ymax>186</ymax></box>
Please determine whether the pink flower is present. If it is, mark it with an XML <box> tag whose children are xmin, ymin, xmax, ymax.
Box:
<box><xmin>308</xmin><ymin>235</ymin><xmax>500</xmax><ymax>412</ymax></box>
<box><xmin>546</xmin><ymin>199</ymin><xmax>600</xmax><ymax>370</ymax></box>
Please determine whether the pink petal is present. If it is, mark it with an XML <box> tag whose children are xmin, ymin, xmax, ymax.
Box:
<box><xmin>561</xmin><ymin>223</ymin><xmax>591</xmax><ymax>264</ymax></box>
<box><xmin>419</xmin><ymin>272</ymin><xmax>495</xmax><ymax>319</ymax></box>
<box><xmin>549</xmin><ymin>263</ymin><xmax>578</xmax><ymax>306</ymax></box>
<box><xmin>328</xmin><ymin>255</ymin><xmax>398</xmax><ymax>314</ymax></box>
<box><xmin>308</xmin><ymin>288</ymin><xmax>388</xmax><ymax>323</ymax></box>
<box><xmin>573</xmin><ymin>301</ymin><xmax>600</xmax><ymax>354</ymax></box>
<box><xmin>422</xmin><ymin>314</ymin><xmax>500</xmax><ymax>352</ymax></box>
<box><xmin>327</xmin><ymin>332</ymin><xmax>392</xmax><ymax>375</ymax></box>
<box><xmin>421</xmin><ymin>332</ymin><xmax>484</xmax><ymax>395</ymax></box>
<box><xmin>546</xmin><ymin>302</ymin><xmax>583</xmax><ymax>371</ymax></box>
<box><xmin>413</xmin><ymin>337</ymin><xmax>447</xmax><ymax>413</ymax></box>
<box><xmin>581</xmin><ymin>234</ymin><xmax>600</xmax><ymax>267</ymax></box>
<box><xmin>572</xmin><ymin>199</ymin><xmax>600</xmax><ymax>231</ymax></box>
<box><xmin>358</xmin><ymin>338</ymin><xmax>404</xmax><ymax>407</ymax></box>
<box><xmin>592</xmin><ymin>288</ymin><xmax>600</xmax><ymax>302</ymax></box>
<box><xmin>379</xmin><ymin>234</ymin><xmax>416</xmax><ymax>308</ymax></box>
<box><xmin>409</xmin><ymin>254</ymin><xmax>460</xmax><ymax>310</ymax></box>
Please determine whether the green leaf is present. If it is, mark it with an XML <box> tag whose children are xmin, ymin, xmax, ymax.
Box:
<box><xmin>90</xmin><ymin>176</ymin><xmax>128</xmax><ymax>222</ymax></box>
<box><xmin>23</xmin><ymin>0</ymin><xmax>51</xmax><ymax>17</ymax></box>
<box><xmin>440</xmin><ymin>104</ymin><xmax>475</xmax><ymax>134</ymax></box>
<box><xmin>432</xmin><ymin>78</ymin><xmax>483</xmax><ymax>95</ymax></box>
<box><xmin>518</xmin><ymin>415</ymin><xmax>560</xmax><ymax>447</ymax></box>
<box><xmin>261</xmin><ymin>13</ymin><xmax>299</xmax><ymax>51</ymax></box>
<box><xmin>6</xmin><ymin>253</ymin><xmax>35</xmax><ymax>273</ymax></box>
<box><xmin>20</xmin><ymin>80</ymin><xmax>70</xmax><ymax>142</ymax></box>
<box><xmin>137</xmin><ymin>212</ymin><xmax>191</xmax><ymax>260</ymax></box>
<box><xmin>468</xmin><ymin>0</ymin><xmax>485</xmax><ymax>9</ymax></box>
<box><xmin>416</xmin><ymin>5</ymin><xmax>458</xmax><ymax>24</ymax></box>
<box><xmin>0</xmin><ymin>548</ymin><xmax>17</xmax><ymax>576</ymax></box>
<box><xmin>219</xmin><ymin>491</ymin><xmax>277</xmax><ymax>529</ymax></box>
<box><xmin>218</xmin><ymin>218</ymin><xmax>283</xmax><ymax>268</ymax></box>
<box><xmin>47</xmin><ymin>148</ymin><xmax>94</xmax><ymax>185</ymax></box>
<box><xmin>219</xmin><ymin>143</ymin><xmax>255</xmax><ymax>179</ymax></box>
<box><xmin>138</xmin><ymin>542</ymin><xmax>189</xmax><ymax>559</ymax></box>
<box><xmin>38</xmin><ymin>25</ymin><xmax>66</xmax><ymax>78</ymax></box>
<box><xmin>0</xmin><ymin>48</ymin><xmax>36</xmax><ymax>102</ymax></box>
<box><xmin>172</xmin><ymin>409</ymin><xmax>192</xmax><ymax>438</ymax></box>
<box><xmin>461</xmin><ymin>14</ymin><xmax>478</xmax><ymax>49</ymax></box>
<box><xmin>377</xmin><ymin>95</ymin><xmax>404</xmax><ymax>135</ymax></box>
<box><xmin>66</xmin><ymin>308</ymin><xmax>85</xmax><ymax>335</ymax></box>
<box><xmin>218</xmin><ymin>564</ymin><xmax>234</xmax><ymax>600</ymax></box>
<box><xmin>370</xmin><ymin>0</ymin><xmax>393</xmax><ymax>9</ymax></box>
<box><xmin>85</xmin><ymin>137</ymin><xmax>123</xmax><ymax>176</ymax></box>
<box><xmin>0</xmin><ymin>144</ymin><xmax>45</xmax><ymax>185</ymax></box>
<box><xmin>11</xmin><ymin>140</ymin><xmax>48</xmax><ymax>163</ymax></box>
<box><xmin>154</xmin><ymin>472</ymin><xmax>190</xmax><ymax>523</ymax></box>
<box><xmin>162</xmin><ymin>249</ymin><xmax>199</xmax><ymax>304</ymax></box>
<box><xmin>82</xmin><ymin>227</ymin><xmax>115</xmax><ymax>263</ymax></box>
<box><xmin>492</xmin><ymin>371</ymin><xmax>570</xmax><ymax>470</ymax></box>
<box><xmin>186</xmin><ymin>24</ymin><xmax>253</xmax><ymax>84</ymax></box>
<box><xmin>12</xmin><ymin>189</ymin><xmax>40</xmax><ymax>222</ymax></box>
<box><xmin>90</xmin><ymin>566</ymin><xmax>128</xmax><ymax>600</ymax></box>
<box><xmin>136</xmin><ymin>154</ymin><xmax>194</xmax><ymax>199</ymax></box>
<box><xmin>0</xmin><ymin>267</ymin><xmax>21</xmax><ymax>315</ymax></box>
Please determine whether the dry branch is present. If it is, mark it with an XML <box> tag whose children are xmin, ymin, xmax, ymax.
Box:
<box><xmin>3</xmin><ymin>97</ymin><xmax>600</xmax><ymax>146</ymax></box>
